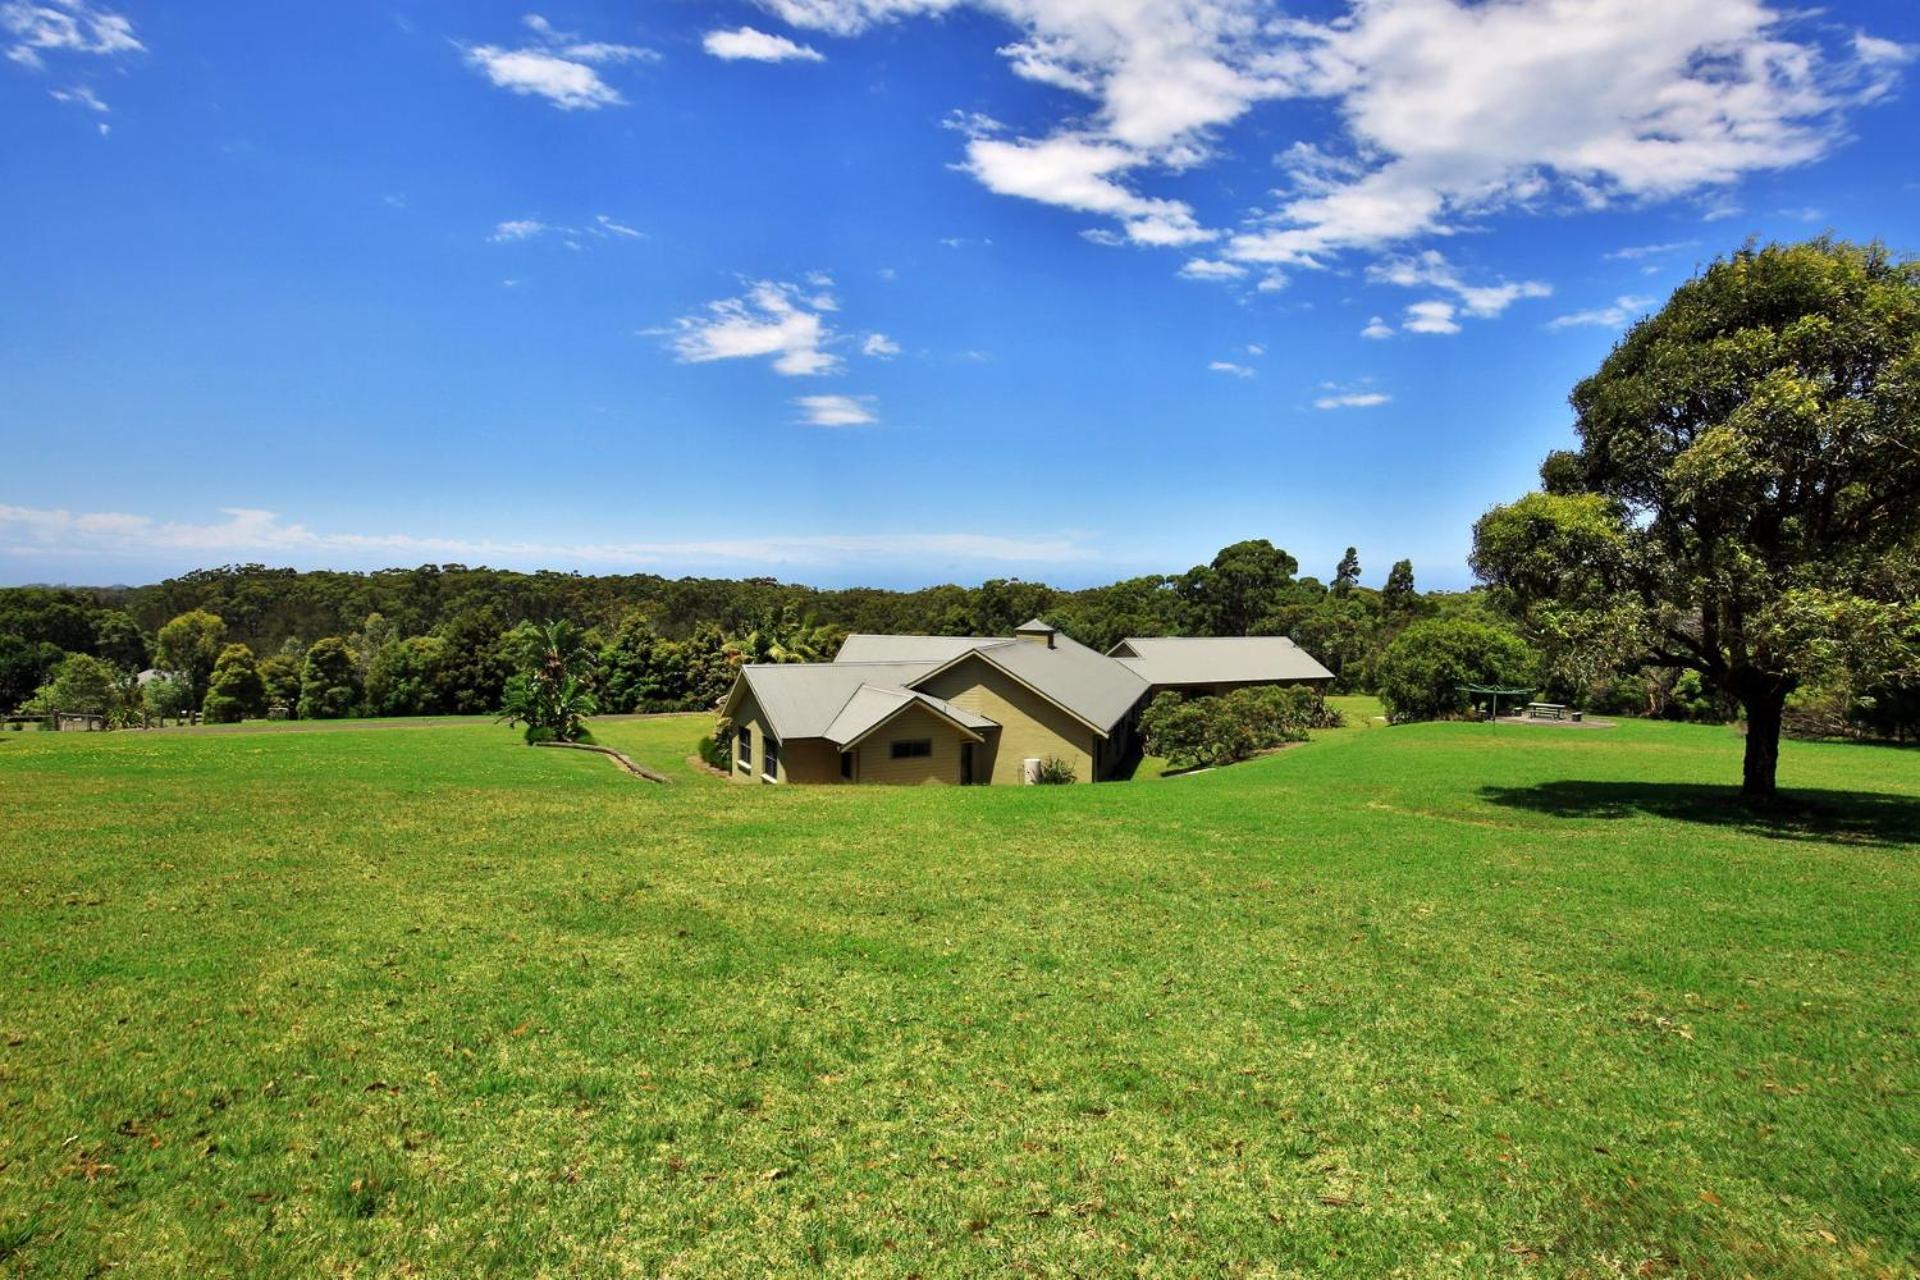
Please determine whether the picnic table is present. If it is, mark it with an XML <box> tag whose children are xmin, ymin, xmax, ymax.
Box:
<box><xmin>1526</xmin><ymin>702</ymin><xmax>1567</xmax><ymax>720</ymax></box>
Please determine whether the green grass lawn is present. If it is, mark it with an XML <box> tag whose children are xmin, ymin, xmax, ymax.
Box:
<box><xmin>0</xmin><ymin>710</ymin><xmax>1914</xmax><ymax>1277</ymax></box>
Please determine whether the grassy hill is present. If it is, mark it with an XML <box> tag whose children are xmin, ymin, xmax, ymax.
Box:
<box><xmin>1</xmin><ymin>706</ymin><xmax>1914</xmax><ymax>1276</ymax></box>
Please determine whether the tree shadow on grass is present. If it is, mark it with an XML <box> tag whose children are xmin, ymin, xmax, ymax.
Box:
<box><xmin>1478</xmin><ymin>781</ymin><xmax>1920</xmax><ymax>848</ymax></box>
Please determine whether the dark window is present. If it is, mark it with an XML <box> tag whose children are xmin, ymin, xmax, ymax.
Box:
<box><xmin>736</xmin><ymin>726</ymin><xmax>752</xmax><ymax>772</ymax></box>
<box><xmin>762</xmin><ymin>736</ymin><xmax>780</xmax><ymax>781</ymax></box>
<box><xmin>840</xmin><ymin>751</ymin><xmax>854</xmax><ymax>780</ymax></box>
<box><xmin>890</xmin><ymin>739</ymin><xmax>932</xmax><ymax>760</ymax></box>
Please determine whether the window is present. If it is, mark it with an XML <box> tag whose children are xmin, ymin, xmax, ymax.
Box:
<box><xmin>736</xmin><ymin>726</ymin><xmax>752</xmax><ymax>772</ymax></box>
<box><xmin>890</xmin><ymin>739</ymin><xmax>932</xmax><ymax>760</ymax></box>
<box><xmin>840</xmin><ymin>751</ymin><xmax>854</xmax><ymax>781</ymax></box>
<box><xmin>762</xmin><ymin>735</ymin><xmax>780</xmax><ymax>781</ymax></box>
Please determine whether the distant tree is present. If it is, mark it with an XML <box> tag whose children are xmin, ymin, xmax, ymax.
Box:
<box><xmin>91</xmin><ymin>610</ymin><xmax>150</xmax><ymax>670</ymax></box>
<box><xmin>1381</xmin><ymin>560</ymin><xmax>1416</xmax><ymax>615</ymax></box>
<box><xmin>0</xmin><ymin>635</ymin><xmax>66</xmax><ymax>712</ymax></box>
<box><xmin>348</xmin><ymin>612</ymin><xmax>398</xmax><ymax>682</ymax></box>
<box><xmin>1473</xmin><ymin>239</ymin><xmax>1920</xmax><ymax>799</ymax></box>
<box><xmin>437</xmin><ymin>611</ymin><xmax>513</xmax><ymax>715</ymax></box>
<box><xmin>257</xmin><ymin>653</ymin><xmax>302</xmax><ymax>716</ymax></box>
<box><xmin>202</xmin><ymin>643</ymin><xmax>265</xmax><ymax>723</ymax></box>
<box><xmin>1178</xmin><ymin>540</ymin><xmax>1299</xmax><ymax>635</ymax></box>
<box><xmin>1376</xmin><ymin>618</ymin><xmax>1534</xmax><ymax>723</ymax></box>
<box><xmin>365</xmin><ymin>635</ymin><xmax>453</xmax><ymax>717</ymax></box>
<box><xmin>144</xmin><ymin>672</ymin><xmax>192</xmax><ymax>722</ymax></box>
<box><xmin>499</xmin><ymin>619</ymin><xmax>598</xmax><ymax>742</ymax></box>
<box><xmin>23</xmin><ymin>653</ymin><xmax>118</xmax><ymax>716</ymax></box>
<box><xmin>154</xmin><ymin>610</ymin><xmax>227</xmax><ymax>705</ymax></box>
<box><xmin>297</xmin><ymin>637</ymin><xmax>362</xmax><ymax>720</ymax></box>
<box><xmin>1332</xmin><ymin>547</ymin><xmax>1361</xmax><ymax>597</ymax></box>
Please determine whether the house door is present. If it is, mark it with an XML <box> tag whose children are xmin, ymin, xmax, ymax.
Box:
<box><xmin>960</xmin><ymin>742</ymin><xmax>975</xmax><ymax>786</ymax></box>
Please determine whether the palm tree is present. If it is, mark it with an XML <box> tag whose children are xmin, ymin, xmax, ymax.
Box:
<box><xmin>498</xmin><ymin>619</ymin><xmax>599</xmax><ymax>742</ymax></box>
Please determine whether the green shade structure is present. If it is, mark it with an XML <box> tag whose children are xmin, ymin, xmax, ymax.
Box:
<box><xmin>1460</xmin><ymin>684</ymin><xmax>1534</xmax><ymax>723</ymax></box>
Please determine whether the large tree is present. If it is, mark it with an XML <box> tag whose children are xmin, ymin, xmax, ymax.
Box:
<box><xmin>153</xmin><ymin>610</ymin><xmax>227</xmax><ymax>706</ymax></box>
<box><xmin>1473</xmin><ymin>239</ymin><xmax>1920</xmax><ymax>800</ymax></box>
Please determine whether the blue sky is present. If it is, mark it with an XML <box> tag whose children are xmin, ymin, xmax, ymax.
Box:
<box><xmin>3</xmin><ymin>0</ymin><xmax>1916</xmax><ymax>590</ymax></box>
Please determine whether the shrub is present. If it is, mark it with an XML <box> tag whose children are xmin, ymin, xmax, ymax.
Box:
<box><xmin>1376</xmin><ymin>619</ymin><xmax>1534</xmax><ymax>723</ymax></box>
<box><xmin>1139</xmin><ymin>684</ymin><xmax>1324</xmax><ymax>770</ymax></box>
<box><xmin>1032</xmin><ymin>756</ymin><xmax>1077</xmax><ymax>785</ymax></box>
<box><xmin>698</xmin><ymin>718</ymin><xmax>733</xmax><ymax>771</ymax></box>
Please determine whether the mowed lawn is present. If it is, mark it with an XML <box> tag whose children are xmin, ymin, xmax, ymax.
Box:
<box><xmin>0</xmin><ymin>707</ymin><xmax>1914</xmax><ymax>1277</ymax></box>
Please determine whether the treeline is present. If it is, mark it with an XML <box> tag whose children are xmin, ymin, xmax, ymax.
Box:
<box><xmin>6</xmin><ymin>535</ymin><xmax>1913</xmax><ymax>740</ymax></box>
<box><xmin>1</xmin><ymin>541</ymin><xmax>1465</xmax><ymax>721</ymax></box>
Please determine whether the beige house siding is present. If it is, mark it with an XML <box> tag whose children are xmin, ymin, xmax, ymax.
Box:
<box><xmin>853</xmin><ymin>703</ymin><xmax>967</xmax><ymax>785</ymax></box>
<box><xmin>781</xmin><ymin>739</ymin><xmax>844</xmax><ymax>785</ymax></box>
<box><xmin>916</xmin><ymin>657</ymin><xmax>1100</xmax><ymax>785</ymax></box>
<box><xmin>726</xmin><ymin>690</ymin><xmax>783</xmax><ymax>783</ymax></box>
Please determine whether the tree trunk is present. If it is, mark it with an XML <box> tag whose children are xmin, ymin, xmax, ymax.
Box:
<box><xmin>1740</xmin><ymin>685</ymin><xmax>1788</xmax><ymax>802</ymax></box>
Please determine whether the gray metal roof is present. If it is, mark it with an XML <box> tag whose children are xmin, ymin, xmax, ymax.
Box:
<box><xmin>730</xmin><ymin>661</ymin><xmax>939</xmax><ymax>740</ymax></box>
<box><xmin>1014</xmin><ymin>617</ymin><xmax>1057</xmax><ymax>632</ymax></box>
<box><xmin>834</xmin><ymin>634</ymin><xmax>1010</xmax><ymax>664</ymax></box>
<box><xmin>934</xmin><ymin>631</ymin><xmax>1148</xmax><ymax>735</ymax></box>
<box><xmin>823</xmin><ymin>684</ymin><xmax>994</xmax><ymax>748</ymax></box>
<box><xmin>1108</xmin><ymin>636</ymin><xmax>1335</xmax><ymax>686</ymax></box>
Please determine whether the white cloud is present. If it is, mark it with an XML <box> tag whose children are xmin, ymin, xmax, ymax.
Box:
<box><xmin>1605</xmin><ymin>240</ymin><xmax>1697</xmax><ymax>260</ymax></box>
<box><xmin>795</xmin><ymin>393</ymin><xmax>879</xmax><ymax>426</ymax></box>
<box><xmin>1402</xmin><ymin>301</ymin><xmax>1460</xmax><ymax>335</ymax></box>
<box><xmin>757</xmin><ymin>1</ymin><xmax>1901</xmax><ymax>268</ymax></box>
<box><xmin>1245</xmin><ymin>343</ymin><xmax>1264</xmax><ymax>356</ymax></box>
<box><xmin>1547</xmin><ymin>294</ymin><xmax>1654</xmax><ymax>330</ymax></box>
<box><xmin>1178</xmin><ymin>257</ymin><xmax>1246</xmax><ymax>282</ymax></box>
<box><xmin>1360</xmin><ymin>315</ymin><xmax>1394</xmax><ymax>340</ymax></box>
<box><xmin>595</xmin><ymin>214</ymin><xmax>643</xmax><ymax>238</ymax></box>
<box><xmin>0</xmin><ymin>503</ymin><xmax>1095</xmax><ymax>568</ymax></box>
<box><xmin>490</xmin><ymin>219</ymin><xmax>548</xmax><ymax>242</ymax></box>
<box><xmin>1255</xmin><ymin>272</ymin><xmax>1287</xmax><ymax>293</ymax></box>
<box><xmin>1366</xmin><ymin>250</ymin><xmax>1551</xmax><ymax>318</ymax></box>
<box><xmin>461</xmin><ymin>15</ymin><xmax>656</xmax><ymax>110</ymax></box>
<box><xmin>704</xmin><ymin>26</ymin><xmax>825</xmax><ymax>62</ymax></box>
<box><xmin>48</xmin><ymin>83</ymin><xmax>105</xmax><ymax>111</ymax></box>
<box><xmin>3</xmin><ymin>0</ymin><xmax>141</xmax><ymax>69</ymax></box>
<box><xmin>960</xmin><ymin>132</ymin><xmax>1213</xmax><ymax>247</ymax></box>
<box><xmin>663</xmin><ymin>280</ymin><xmax>842</xmax><ymax>376</ymax></box>
<box><xmin>489</xmin><ymin>215</ymin><xmax>644</xmax><ymax>246</ymax></box>
<box><xmin>1208</xmin><ymin>361</ymin><xmax>1254</xmax><ymax>377</ymax></box>
<box><xmin>861</xmin><ymin>332</ymin><xmax>900</xmax><ymax>358</ymax></box>
<box><xmin>1314</xmin><ymin>389</ymin><xmax>1391</xmax><ymax>409</ymax></box>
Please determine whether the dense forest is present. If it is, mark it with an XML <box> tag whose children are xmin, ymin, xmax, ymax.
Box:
<box><xmin>2</xmin><ymin>533</ymin><xmax>1912</xmax><ymax>740</ymax></box>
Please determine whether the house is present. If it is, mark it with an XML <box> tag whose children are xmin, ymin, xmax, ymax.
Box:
<box><xmin>718</xmin><ymin>619</ymin><xmax>1334</xmax><ymax>786</ymax></box>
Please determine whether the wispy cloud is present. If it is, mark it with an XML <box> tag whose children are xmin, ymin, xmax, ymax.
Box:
<box><xmin>461</xmin><ymin>13</ymin><xmax>656</xmax><ymax>111</ymax></box>
<box><xmin>1367</xmin><ymin>250</ymin><xmax>1551</xmax><ymax>323</ymax></box>
<box><xmin>3</xmin><ymin>0</ymin><xmax>141</xmax><ymax>70</ymax></box>
<box><xmin>1359</xmin><ymin>315</ymin><xmax>1394</xmax><ymax>340</ymax></box>
<box><xmin>861</xmin><ymin>333</ymin><xmax>900</xmax><ymax>358</ymax></box>
<box><xmin>1314</xmin><ymin>389</ymin><xmax>1390</xmax><ymax>410</ymax></box>
<box><xmin>661</xmin><ymin>280</ymin><xmax>842</xmax><ymax>376</ymax></box>
<box><xmin>1547</xmin><ymin>295</ymin><xmax>1655</xmax><ymax>330</ymax></box>
<box><xmin>703</xmin><ymin>26</ymin><xmax>824</xmax><ymax>62</ymax></box>
<box><xmin>489</xmin><ymin>214</ymin><xmax>645</xmax><ymax>247</ymax></box>
<box><xmin>795</xmin><ymin>394</ymin><xmax>878</xmax><ymax>426</ymax></box>
<box><xmin>1178</xmin><ymin>258</ymin><xmax>1247</xmax><ymax>282</ymax></box>
<box><xmin>1604</xmin><ymin>240</ymin><xmax>1697</xmax><ymax>261</ymax></box>
<box><xmin>1208</xmin><ymin>360</ymin><xmax>1253</xmax><ymax>378</ymax></box>
<box><xmin>0</xmin><ymin>503</ymin><xmax>1097</xmax><ymax>569</ymax></box>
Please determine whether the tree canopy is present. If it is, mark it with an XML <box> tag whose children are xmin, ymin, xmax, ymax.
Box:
<box><xmin>1473</xmin><ymin>238</ymin><xmax>1920</xmax><ymax>798</ymax></box>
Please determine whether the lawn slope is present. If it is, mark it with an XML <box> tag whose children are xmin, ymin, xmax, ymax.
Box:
<box><xmin>0</xmin><ymin>712</ymin><xmax>1914</xmax><ymax>1277</ymax></box>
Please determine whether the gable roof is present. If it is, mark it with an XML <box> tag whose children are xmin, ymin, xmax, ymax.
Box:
<box><xmin>834</xmin><ymin>633</ymin><xmax>1010</xmax><ymax>664</ymax></box>
<box><xmin>823</xmin><ymin>684</ymin><xmax>993</xmax><ymax>749</ymax></box>
<box><xmin>912</xmin><ymin>630</ymin><xmax>1148</xmax><ymax>737</ymax></box>
<box><xmin>1108</xmin><ymin>635</ymin><xmax>1335</xmax><ymax>685</ymax></box>
<box><xmin>723</xmin><ymin>661</ymin><xmax>940</xmax><ymax>740</ymax></box>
